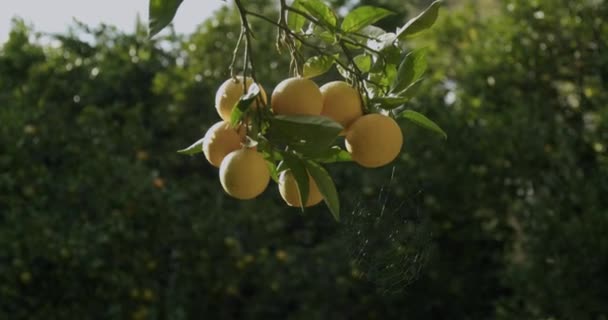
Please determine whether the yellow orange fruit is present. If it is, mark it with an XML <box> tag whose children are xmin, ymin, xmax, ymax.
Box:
<box><xmin>219</xmin><ymin>148</ymin><xmax>270</xmax><ymax>200</ymax></box>
<box><xmin>203</xmin><ymin>121</ymin><xmax>242</xmax><ymax>167</ymax></box>
<box><xmin>320</xmin><ymin>81</ymin><xmax>363</xmax><ymax>130</ymax></box>
<box><xmin>278</xmin><ymin>170</ymin><xmax>323</xmax><ymax>207</ymax></box>
<box><xmin>215</xmin><ymin>76</ymin><xmax>267</xmax><ymax>122</ymax></box>
<box><xmin>271</xmin><ymin>77</ymin><xmax>323</xmax><ymax>115</ymax></box>
<box><xmin>345</xmin><ymin>114</ymin><xmax>403</xmax><ymax>168</ymax></box>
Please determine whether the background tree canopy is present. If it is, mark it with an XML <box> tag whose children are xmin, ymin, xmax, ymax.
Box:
<box><xmin>1</xmin><ymin>0</ymin><xmax>607</xmax><ymax>319</ymax></box>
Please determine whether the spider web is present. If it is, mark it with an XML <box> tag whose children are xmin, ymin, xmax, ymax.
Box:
<box><xmin>339</xmin><ymin>167</ymin><xmax>432</xmax><ymax>294</ymax></box>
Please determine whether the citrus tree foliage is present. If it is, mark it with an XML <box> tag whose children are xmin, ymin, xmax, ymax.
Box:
<box><xmin>0</xmin><ymin>18</ymin><xmax>429</xmax><ymax>320</ymax></box>
<box><xmin>2</xmin><ymin>0</ymin><xmax>607</xmax><ymax>319</ymax></box>
<box><xmin>149</xmin><ymin>0</ymin><xmax>445</xmax><ymax>220</ymax></box>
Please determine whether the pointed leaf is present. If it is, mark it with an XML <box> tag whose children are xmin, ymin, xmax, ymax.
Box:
<box><xmin>177</xmin><ymin>137</ymin><xmax>205</xmax><ymax>155</ymax></box>
<box><xmin>276</xmin><ymin>160</ymin><xmax>288</xmax><ymax>173</ymax></box>
<box><xmin>395</xmin><ymin>78</ymin><xmax>424</xmax><ymax>100</ymax></box>
<box><xmin>396</xmin><ymin>0</ymin><xmax>441</xmax><ymax>40</ymax></box>
<box><xmin>392</xmin><ymin>48</ymin><xmax>427</xmax><ymax>93</ymax></box>
<box><xmin>282</xmin><ymin>152</ymin><xmax>309</xmax><ymax>211</ymax></box>
<box><xmin>299</xmin><ymin>0</ymin><xmax>338</xmax><ymax>28</ymax></box>
<box><xmin>342</xmin><ymin>6</ymin><xmax>394</xmax><ymax>32</ymax></box>
<box><xmin>229</xmin><ymin>83</ymin><xmax>261</xmax><ymax>127</ymax></box>
<box><xmin>306</xmin><ymin>161</ymin><xmax>340</xmax><ymax>221</ymax></box>
<box><xmin>303</xmin><ymin>55</ymin><xmax>335</xmax><ymax>78</ymax></box>
<box><xmin>148</xmin><ymin>0</ymin><xmax>184</xmax><ymax>38</ymax></box>
<box><xmin>399</xmin><ymin>110</ymin><xmax>447</xmax><ymax>139</ymax></box>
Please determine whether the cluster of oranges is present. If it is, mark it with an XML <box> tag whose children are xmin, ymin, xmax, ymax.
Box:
<box><xmin>202</xmin><ymin>76</ymin><xmax>403</xmax><ymax>207</ymax></box>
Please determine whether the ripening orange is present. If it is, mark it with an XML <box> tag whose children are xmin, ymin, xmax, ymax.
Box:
<box><xmin>203</xmin><ymin>121</ymin><xmax>243</xmax><ymax>167</ymax></box>
<box><xmin>345</xmin><ymin>114</ymin><xmax>403</xmax><ymax>168</ymax></box>
<box><xmin>278</xmin><ymin>170</ymin><xmax>323</xmax><ymax>207</ymax></box>
<box><xmin>219</xmin><ymin>148</ymin><xmax>270</xmax><ymax>200</ymax></box>
<box><xmin>271</xmin><ymin>77</ymin><xmax>323</xmax><ymax>115</ymax></box>
<box><xmin>320</xmin><ymin>81</ymin><xmax>363</xmax><ymax>130</ymax></box>
<box><xmin>215</xmin><ymin>76</ymin><xmax>267</xmax><ymax>122</ymax></box>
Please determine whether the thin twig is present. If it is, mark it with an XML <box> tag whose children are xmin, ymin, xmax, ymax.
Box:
<box><xmin>234</xmin><ymin>0</ymin><xmax>257</xmax><ymax>83</ymax></box>
<box><xmin>229</xmin><ymin>29</ymin><xmax>244</xmax><ymax>79</ymax></box>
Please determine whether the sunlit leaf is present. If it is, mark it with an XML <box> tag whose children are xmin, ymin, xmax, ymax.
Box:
<box><xmin>396</xmin><ymin>0</ymin><xmax>441</xmax><ymax>40</ymax></box>
<box><xmin>148</xmin><ymin>0</ymin><xmax>184</xmax><ymax>38</ymax></box>
<box><xmin>177</xmin><ymin>137</ymin><xmax>205</xmax><ymax>155</ymax></box>
<box><xmin>399</xmin><ymin>109</ymin><xmax>447</xmax><ymax>139</ymax></box>
<box><xmin>392</xmin><ymin>48</ymin><xmax>427</xmax><ymax>93</ymax></box>
<box><xmin>303</xmin><ymin>55</ymin><xmax>335</xmax><ymax>78</ymax></box>
<box><xmin>342</xmin><ymin>6</ymin><xmax>394</xmax><ymax>32</ymax></box>
<box><xmin>306</xmin><ymin>161</ymin><xmax>340</xmax><ymax>221</ymax></box>
<box><xmin>336</xmin><ymin>63</ymin><xmax>351</xmax><ymax>79</ymax></box>
<box><xmin>288</xmin><ymin>0</ymin><xmax>307</xmax><ymax>32</ymax></box>
<box><xmin>353</xmin><ymin>54</ymin><xmax>372</xmax><ymax>73</ymax></box>
<box><xmin>299</xmin><ymin>0</ymin><xmax>338</xmax><ymax>28</ymax></box>
<box><xmin>367</xmin><ymin>32</ymin><xmax>397</xmax><ymax>51</ymax></box>
<box><xmin>358</xmin><ymin>25</ymin><xmax>386</xmax><ymax>38</ymax></box>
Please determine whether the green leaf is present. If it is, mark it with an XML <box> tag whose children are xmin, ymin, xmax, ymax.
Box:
<box><xmin>266</xmin><ymin>115</ymin><xmax>342</xmax><ymax>148</ymax></box>
<box><xmin>310</xmin><ymin>146</ymin><xmax>353</xmax><ymax>163</ymax></box>
<box><xmin>353</xmin><ymin>54</ymin><xmax>372</xmax><ymax>73</ymax></box>
<box><xmin>396</xmin><ymin>0</ymin><xmax>441</xmax><ymax>40</ymax></box>
<box><xmin>299</xmin><ymin>0</ymin><xmax>338</xmax><ymax>28</ymax></box>
<box><xmin>336</xmin><ymin>63</ymin><xmax>351</xmax><ymax>79</ymax></box>
<box><xmin>288</xmin><ymin>0</ymin><xmax>307</xmax><ymax>32</ymax></box>
<box><xmin>371</xmin><ymin>96</ymin><xmax>409</xmax><ymax>109</ymax></box>
<box><xmin>229</xmin><ymin>83</ymin><xmax>261</xmax><ymax>127</ymax></box>
<box><xmin>305</xmin><ymin>161</ymin><xmax>340</xmax><ymax>221</ymax></box>
<box><xmin>395</xmin><ymin>78</ymin><xmax>424</xmax><ymax>100</ymax></box>
<box><xmin>399</xmin><ymin>110</ymin><xmax>447</xmax><ymax>139</ymax></box>
<box><xmin>369</xmin><ymin>62</ymin><xmax>397</xmax><ymax>88</ymax></box>
<box><xmin>282</xmin><ymin>152</ymin><xmax>310</xmax><ymax>211</ymax></box>
<box><xmin>177</xmin><ymin>137</ymin><xmax>205</xmax><ymax>155</ymax></box>
<box><xmin>358</xmin><ymin>25</ymin><xmax>386</xmax><ymax>38</ymax></box>
<box><xmin>303</xmin><ymin>55</ymin><xmax>334</xmax><ymax>78</ymax></box>
<box><xmin>317</xmin><ymin>30</ymin><xmax>336</xmax><ymax>44</ymax></box>
<box><xmin>392</xmin><ymin>48</ymin><xmax>427</xmax><ymax>93</ymax></box>
<box><xmin>382</xmin><ymin>45</ymin><xmax>403</xmax><ymax>66</ymax></box>
<box><xmin>367</xmin><ymin>32</ymin><xmax>396</xmax><ymax>51</ymax></box>
<box><xmin>342</xmin><ymin>6</ymin><xmax>394</xmax><ymax>33</ymax></box>
<box><xmin>276</xmin><ymin>160</ymin><xmax>288</xmax><ymax>173</ymax></box>
<box><xmin>148</xmin><ymin>0</ymin><xmax>184</xmax><ymax>38</ymax></box>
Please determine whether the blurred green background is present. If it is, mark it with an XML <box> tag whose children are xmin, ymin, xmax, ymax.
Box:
<box><xmin>1</xmin><ymin>0</ymin><xmax>607</xmax><ymax>319</ymax></box>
